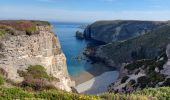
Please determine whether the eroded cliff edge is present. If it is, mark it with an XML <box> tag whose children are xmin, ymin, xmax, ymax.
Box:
<box><xmin>0</xmin><ymin>20</ymin><xmax>73</xmax><ymax>91</ymax></box>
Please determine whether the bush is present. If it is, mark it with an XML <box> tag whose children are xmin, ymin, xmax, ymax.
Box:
<box><xmin>129</xmin><ymin>80</ymin><xmax>136</xmax><ymax>85</ymax></box>
<box><xmin>137</xmin><ymin>76</ymin><xmax>150</xmax><ymax>85</ymax></box>
<box><xmin>121</xmin><ymin>76</ymin><xmax>129</xmax><ymax>83</ymax></box>
<box><xmin>163</xmin><ymin>78</ymin><xmax>170</xmax><ymax>86</ymax></box>
<box><xmin>18</xmin><ymin>65</ymin><xmax>55</xmax><ymax>91</ymax></box>
<box><xmin>124</xmin><ymin>59</ymin><xmax>154</xmax><ymax>70</ymax></box>
<box><xmin>26</xmin><ymin>65</ymin><xmax>50</xmax><ymax>79</ymax></box>
<box><xmin>25</xmin><ymin>26</ymin><xmax>36</xmax><ymax>35</ymax></box>
<box><xmin>0</xmin><ymin>30</ymin><xmax>6</xmax><ymax>36</ymax></box>
<box><xmin>0</xmin><ymin>74</ymin><xmax>4</xmax><ymax>85</ymax></box>
<box><xmin>149</xmin><ymin>72</ymin><xmax>165</xmax><ymax>83</ymax></box>
<box><xmin>0</xmin><ymin>25</ymin><xmax>15</xmax><ymax>36</ymax></box>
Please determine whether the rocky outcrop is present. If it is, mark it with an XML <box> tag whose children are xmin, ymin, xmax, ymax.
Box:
<box><xmin>84</xmin><ymin>20</ymin><xmax>167</xmax><ymax>43</ymax></box>
<box><xmin>161</xmin><ymin>44</ymin><xmax>170</xmax><ymax>75</ymax></box>
<box><xmin>86</xmin><ymin>23</ymin><xmax>170</xmax><ymax>68</ymax></box>
<box><xmin>108</xmin><ymin>45</ymin><xmax>169</xmax><ymax>93</ymax></box>
<box><xmin>0</xmin><ymin>20</ymin><xmax>74</xmax><ymax>91</ymax></box>
<box><xmin>75</xmin><ymin>31</ymin><xmax>84</xmax><ymax>39</ymax></box>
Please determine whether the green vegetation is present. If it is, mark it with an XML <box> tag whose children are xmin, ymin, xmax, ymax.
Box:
<box><xmin>31</xmin><ymin>20</ymin><xmax>51</xmax><ymax>26</ymax></box>
<box><xmin>124</xmin><ymin>59</ymin><xmax>154</xmax><ymax>70</ymax></box>
<box><xmin>117</xmin><ymin>51</ymin><xmax>168</xmax><ymax>91</ymax></box>
<box><xmin>0</xmin><ymin>20</ymin><xmax>51</xmax><ymax>36</ymax></box>
<box><xmin>0</xmin><ymin>87</ymin><xmax>99</xmax><ymax>100</ymax></box>
<box><xmin>129</xmin><ymin>80</ymin><xmax>136</xmax><ymax>85</ymax></box>
<box><xmin>163</xmin><ymin>78</ymin><xmax>170</xmax><ymax>86</ymax></box>
<box><xmin>121</xmin><ymin>76</ymin><xmax>129</xmax><ymax>83</ymax></box>
<box><xmin>25</xmin><ymin>26</ymin><xmax>37</xmax><ymax>35</ymax></box>
<box><xmin>98</xmin><ymin>24</ymin><xmax>170</xmax><ymax>65</ymax></box>
<box><xmin>23</xmin><ymin>65</ymin><xmax>50</xmax><ymax>79</ymax></box>
<box><xmin>0</xmin><ymin>29</ymin><xmax>6</xmax><ymax>36</ymax></box>
<box><xmin>0</xmin><ymin>74</ymin><xmax>4</xmax><ymax>85</ymax></box>
<box><xmin>101</xmin><ymin>87</ymin><xmax>170</xmax><ymax>100</ymax></box>
<box><xmin>0</xmin><ymin>68</ymin><xmax>5</xmax><ymax>85</ymax></box>
<box><xmin>0</xmin><ymin>25</ymin><xmax>15</xmax><ymax>36</ymax></box>
<box><xmin>18</xmin><ymin>65</ymin><xmax>55</xmax><ymax>91</ymax></box>
<box><xmin>1</xmin><ymin>86</ymin><xmax>170</xmax><ymax>100</ymax></box>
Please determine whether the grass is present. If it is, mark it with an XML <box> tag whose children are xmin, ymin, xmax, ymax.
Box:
<box><xmin>0</xmin><ymin>87</ymin><xmax>99</xmax><ymax>100</ymax></box>
<box><xmin>0</xmin><ymin>29</ymin><xmax>6</xmax><ymax>36</ymax></box>
<box><xmin>1</xmin><ymin>86</ymin><xmax>170</xmax><ymax>100</ymax></box>
<box><xmin>0</xmin><ymin>25</ymin><xmax>15</xmax><ymax>36</ymax></box>
<box><xmin>0</xmin><ymin>20</ymin><xmax>51</xmax><ymax>36</ymax></box>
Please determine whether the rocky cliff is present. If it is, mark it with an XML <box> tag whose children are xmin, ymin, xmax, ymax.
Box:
<box><xmin>108</xmin><ymin>44</ymin><xmax>170</xmax><ymax>93</ymax></box>
<box><xmin>0</xmin><ymin>20</ymin><xmax>73</xmax><ymax>91</ymax></box>
<box><xmin>86</xmin><ymin>22</ymin><xmax>170</xmax><ymax>68</ymax></box>
<box><xmin>84</xmin><ymin>20</ymin><xmax>167</xmax><ymax>43</ymax></box>
<box><xmin>84</xmin><ymin>20</ymin><xmax>170</xmax><ymax>93</ymax></box>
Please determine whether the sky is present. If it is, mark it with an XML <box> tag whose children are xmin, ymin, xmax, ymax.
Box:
<box><xmin>0</xmin><ymin>0</ymin><xmax>170</xmax><ymax>22</ymax></box>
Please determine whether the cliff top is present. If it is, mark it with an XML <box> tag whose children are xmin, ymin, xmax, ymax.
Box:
<box><xmin>92</xmin><ymin>20</ymin><xmax>167</xmax><ymax>25</ymax></box>
<box><xmin>0</xmin><ymin>20</ymin><xmax>51</xmax><ymax>36</ymax></box>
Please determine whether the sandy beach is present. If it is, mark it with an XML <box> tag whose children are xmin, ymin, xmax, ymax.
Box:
<box><xmin>71</xmin><ymin>63</ymin><xmax>119</xmax><ymax>94</ymax></box>
<box><xmin>75</xmin><ymin>71</ymin><xmax>119</xmax><ymax>94</ymax></box>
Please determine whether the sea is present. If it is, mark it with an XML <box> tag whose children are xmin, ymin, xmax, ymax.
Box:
<box><xmin>52</xmin><ymin>22</ymin><xmax>93</xmax><ymax>76</ymax></box>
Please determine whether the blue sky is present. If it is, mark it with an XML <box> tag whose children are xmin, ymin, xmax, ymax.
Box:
<box><xmin>0</xmin><ymin>0</ymin><xmax>170</xmax><ymax>22</ymax></box>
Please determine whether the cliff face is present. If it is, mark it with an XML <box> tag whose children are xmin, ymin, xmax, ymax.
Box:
<box><xmin>84</xmin><ymin>20</ymin><xmax>167</xmax><ymax>43</ymax></box>
<box><xmin>86</xmin><ymin>22</ymin><xmax>170</xmax><ymax>68</ymax></box>
<box><xmin>0</xmin><ymin>20</ymin><xmax>73</xmax><ymax>91</ymax></box>
<box><xmin>84</xmin><ymin>20</ymin><xmax>170</xmax><ymax>93</ymax></box>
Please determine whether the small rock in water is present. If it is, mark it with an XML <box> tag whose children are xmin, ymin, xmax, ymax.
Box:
<box><xmin>75</xmin><ymin>31</ymin><xmax>84</xmax><ymax>39</ymax></box>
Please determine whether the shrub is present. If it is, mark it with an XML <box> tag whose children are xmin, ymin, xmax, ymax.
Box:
<box><xmin>0</xmin><ymin>25</ymin><xmax>15</xmax><ymax>36</ymax></box>
<box><xmin>137</xmin><ymin>76</ymin><xmax>150</xmax><ymax>85</ymax></box>
<box><xmin>0</xmin><ymin>29</ymin><xmax>6</xmax><ymax>36</ymax></box>
<box><xmin>121</xmin><ymin>76</ymin><xmax>129</xmax><ymax>83</ymax></box>
<box><xmin>0</xmin><ymin>74</ymin><xmax>4</xmax><ymax>85</ymax></box>
<box><xmin>149</xmin><ymin>72</ymin><xmax>165</xmax><ymax>83</ymax></box>
<box><xmin>25</xmin><ymin>65</ymin><xmax>50</xmax><ymax>79</ymax></box>
<box><xmin>18</xmin><ymin>65</ymin><xmax>55</xmax><ymax>91</ymax></box>
<box><xmin>124</xmin><ymin>59</ymin><xmax>154</xmax><ymax>70</ymax></box>
<box><xmin>129</xmin><ymin>80</ymin><xmax>136</xmax><ymax>85</ymax></box>
<box><xmin>25</xmin><ymin>26</ymin><xmax>36</xmax><ymax>35</ymax></box>
<box><xmin>163</xmin><ymin>78</ymin><xmax>170</xmax><ymax>86</ymax></box>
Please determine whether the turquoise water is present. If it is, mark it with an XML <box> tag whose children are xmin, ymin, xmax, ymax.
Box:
<box><xmin>52</xmin><ymin>22</ymin><xmax>93</xmax><ymax>76</ymax></box>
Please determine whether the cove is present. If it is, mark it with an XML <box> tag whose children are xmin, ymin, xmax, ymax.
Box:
<box><xmin>52</xmin><ymin>22</ymin><xmax>116</xmax><ymax>77</ymax></box>
<box><xmin>52</xmin><ymin>22</ymin><xmax>93</xmax><ymax>76</ymax></box>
